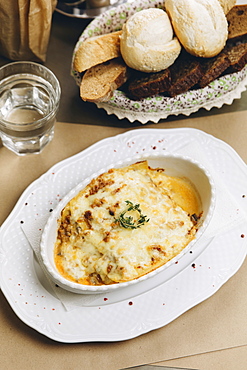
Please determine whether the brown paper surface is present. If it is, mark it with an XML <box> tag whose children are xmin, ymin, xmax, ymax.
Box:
<box><xmin>0</xmin><ymin>0</ymin><xmax>57</xmax><ymax>62</ymax></box>
<box><xmin>0</xmin><ymin>112</ymin><xmax>247</xmax><ymax>370</ymax></box>
<box><xmin>154</xmin><ymin>345</ymin><xmax>247</xmax><ymax>370</ymax></box>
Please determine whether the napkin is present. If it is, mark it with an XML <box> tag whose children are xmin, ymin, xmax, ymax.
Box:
<box><xmin>21</xmin><ymin>139</ymin><xmax>247</xmax><ymax>311</ymax></box>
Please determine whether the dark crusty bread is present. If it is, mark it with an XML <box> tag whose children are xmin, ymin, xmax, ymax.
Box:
<box><xmin>128</xmin><ymin>69</ymin><xmax>171</xmax><ymax>100</ymax></box>
<box><xmin>167</xmin><ymin>52</ymin><xmax>204</xmax><ymax>97</ymax></box>
<box><xmin>198</xmin><ymin>51</ymin><xmax>230</xmax><ymax>88</ymax></box>
<box><xmin>225</xmin><ymin>41</ymin><xmax>247</xmax><ymax>72</ymax></box>
<box><xmin>198</xmin><ymin>37</ymin><xmax>247</xmax><ymax>87</ymax></box>
<box><xmin>125</xmin><ymin>36</ymin><xmax>247</xmax><ymax>101</ymax></box>
<box><xmin>227</xmin><ymin>5</ymin><xmax>247</xmax><ymax>40</ymax></box>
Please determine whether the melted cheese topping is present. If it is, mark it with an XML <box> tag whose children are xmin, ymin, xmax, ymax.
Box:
<box><xmin>54</xmin><ymin>161</ymin><xmax>201</xmax><ymax>285</ymax></box>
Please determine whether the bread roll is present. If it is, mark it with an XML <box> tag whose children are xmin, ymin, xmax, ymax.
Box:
<box><xmin>120</xmin><ymin>8</ymin><xmax>181</xmax><ymax>73</ymax></box>
<box><xmin>165</xmin><ymin>0</ymin><xmax>228</xmax><ymax>58</ymax></box>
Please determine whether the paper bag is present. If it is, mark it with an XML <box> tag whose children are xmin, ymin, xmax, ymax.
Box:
<box><xmin>0</xmin><ymin>0</ymin><xmax>57</xmax><ymax>62</ymax></box>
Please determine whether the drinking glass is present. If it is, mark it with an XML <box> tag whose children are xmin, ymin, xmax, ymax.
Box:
<box><xmin>0</xmin><ymin>61</ymin><xmax>61</xmax><ymax>155</ymax></box>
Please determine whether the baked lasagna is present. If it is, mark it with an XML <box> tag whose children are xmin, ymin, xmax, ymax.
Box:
<box><xmin>54</xmin><ymin>161</ymin><xmax>202</xmax><ymax>286</ymax></box>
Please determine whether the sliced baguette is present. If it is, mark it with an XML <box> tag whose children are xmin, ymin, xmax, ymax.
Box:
<box><xmin>74</xmin><ymin>31</ymin><xmax>122</xmax><ymax>73</ymax></box>
<box><xmin>80</xmin><ymin>58</ymin><xmax>128</xmax><ymax>103</ymax></box>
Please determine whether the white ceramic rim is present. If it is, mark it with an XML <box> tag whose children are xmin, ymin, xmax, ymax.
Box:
<box><xmin>40</xmin><ymin>152</ymin><xmax>216</xmax><ymax>293</ymax></box>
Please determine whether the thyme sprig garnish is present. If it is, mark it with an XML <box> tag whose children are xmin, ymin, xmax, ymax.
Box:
<box><xmin>115</xmin><ymin>200</ymin><xmax>149</xmax><ymax>229</ymax></box>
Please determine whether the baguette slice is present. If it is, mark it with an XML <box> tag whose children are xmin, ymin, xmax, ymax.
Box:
<box><xmin>80</xmin><ymin>58</ymin><xmax>128</xmax><ymax>103</ymax></box>
<box><xmin>73</xmin><ymin>31</ymin><xmax>122</xmax><ymax>73</ymax></box>
<box><xmin>227</xmin><ymin>5</ymin><xmax>247</xmax><ymax>40</ymax></box>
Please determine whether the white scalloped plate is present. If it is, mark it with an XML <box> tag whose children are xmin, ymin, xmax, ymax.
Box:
<box><xmin>0</xmin><ymin>128</ymin><xmax>247</xmax><ymax>343</ymax></box>
<box><xmin>71</xmin><ymin>0</ymin><xmax>247</xmax><ymax>123</ymax></box>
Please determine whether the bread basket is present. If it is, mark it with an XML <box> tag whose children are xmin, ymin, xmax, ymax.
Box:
<box><xmin>71</xmin><ymin>0</ymin><xmax>247</xmax><ymax>123</ymax></box>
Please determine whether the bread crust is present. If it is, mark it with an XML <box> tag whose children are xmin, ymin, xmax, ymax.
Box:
<box><xmin>73</xmin><ymin>31</ymin><xmax>122</xmax><ymax>72</ymax></box>
<box><xmin>165</xmin><ymin>0</ymin><xmax>228</xmax><ymax>58</ymax></box>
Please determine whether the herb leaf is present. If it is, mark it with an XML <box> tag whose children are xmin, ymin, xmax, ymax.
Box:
<box><xmin>115</xmin><ymin>200</ymin><xmax>149</xmax><ymax>229</ymax></box>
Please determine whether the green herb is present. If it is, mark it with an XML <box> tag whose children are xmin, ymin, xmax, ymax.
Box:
<box><xmin>115</xmin><ymin>200</ymin><xmax>149</xmax><ymax>229</ymax></box>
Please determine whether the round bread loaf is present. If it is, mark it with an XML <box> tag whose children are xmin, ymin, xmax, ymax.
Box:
<box><xmin>120</xmin><ymin>8</ymin><xmax>181</xmax><ymax>73</ymax></box>
<box><xmin>165</xmin><ymin>0</ymin><xmax>228</xmax><ymax>58</ymax></box>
